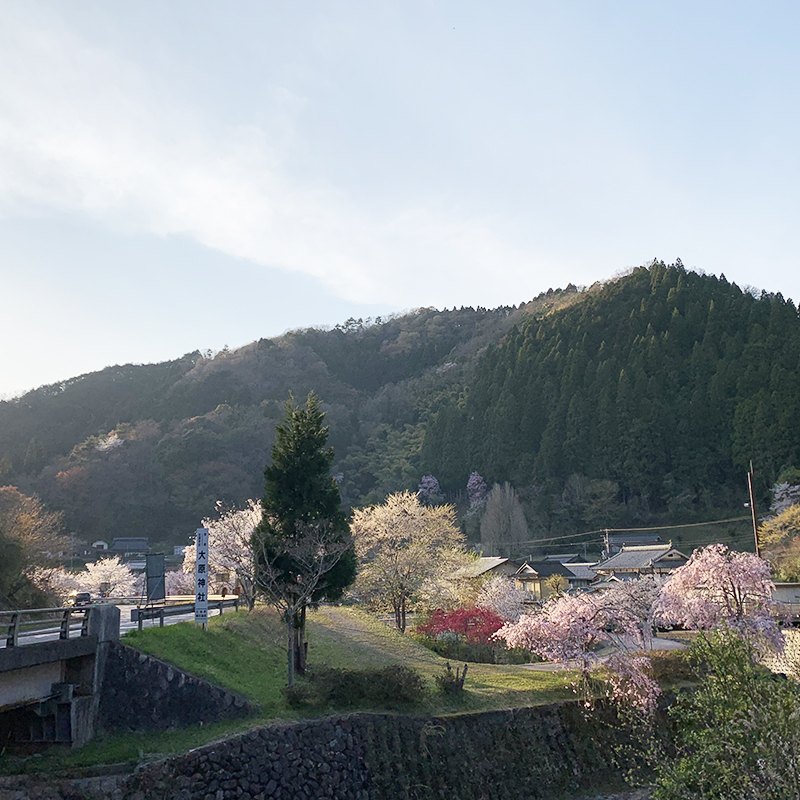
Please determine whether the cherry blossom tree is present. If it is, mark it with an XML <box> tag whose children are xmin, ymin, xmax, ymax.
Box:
<box><xmin>467</xmin><ymin>472</ymin><xmax>489</xmax><ymax>509</ymax></box>
<box><xmin>494</xmin><ymin>578</ymin><xmax>662</xmax><ymax>712</ymax></box>
<box><xmin>203</xmin><ymin>500</ymin><xmax>259</xmax><ymax>609</ymax></box>
<box><xmin>165</xmin><ymin>568</ymin><xmax>195</xmax><ymax>596</ymax></box>
<box><xmin>655</xmin><ymin>543</ymin><xmax>783</xmax><ymax>651</ymax></box>
<box><xmin>76</xmin><ymin>556</ymin><xmax>139</xmax><ymax>598</ymax></box>
<box><xmin>180</xmin><ymin>501</ymin><xmax>260</xmax><ymax>608</ymax></box>
<box><xmin>770</xmin><ymin>481</ymin><xmax>800</xmax><ymax>515</ymax></box>
<box><xmin>352</xmin><ymin>491</ymin><xmax>471</xmax><ymax>632</ymax></box>
<box><xmin>758</xmin><ymin>505</ymin><xmax>800</xmax><ymax>582</ymax></box>
<box><xmin>253</xmin><ymin>519</ymin><xmax>353</xmax><ymax>686</ymax></box>
<box><xmin>27</xmin><ymin>566</ymin><xmax>79</xmax><ymax>604</ymax></box>
<box><xmin>417</xmin><ymin>475</ymin><xmax>442</xmax><ymax>503</ymax></box>
<box><xmin>476</xmin><ymin>575</ymin><xmax>528</xmax><ymax>622</ymax></box>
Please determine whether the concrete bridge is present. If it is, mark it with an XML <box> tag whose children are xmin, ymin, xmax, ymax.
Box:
<box><xmin>0</xmin><ymin>605</ymin><xmax>119</xmax><ymax>748</ymax></box>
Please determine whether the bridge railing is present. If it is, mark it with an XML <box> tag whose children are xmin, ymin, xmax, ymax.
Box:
<box><xmin>131</xmin><ymin>597</ymin><xmax>239</xmax><ymax>630</ymax></box>
<box><xmin>0</xmin><ymin>607</ymin><xmax>90</xmax><ymax>648</ymax></box>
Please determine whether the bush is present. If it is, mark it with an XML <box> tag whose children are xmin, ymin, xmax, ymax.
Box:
<box><xmin>283</xmin><ymin>664</ymin><xmax>426</xmax><ymax>709</ymax></box>
<box><xmin>647</xmin><ymin>650</ymin><xmax>695</xmax><ymax>685</ymax></box>
<box><xmin>413</xmin><ymin>633</ymin><xmax>534</xmax><ymax>664</ymax></box>
<box><xmin>652</xmin><ymin>628</ymin><xmax>800</xmax><ymax>799</ymax></box>
<box><xmin>417</xmin><ymin>607</ymin><xmax>505</xmax><ymax>644</ymax></box>
<box><xmin>436</xmin><ymin>662</ymin><xmax>468</xmax><ymax>694</ymax></box>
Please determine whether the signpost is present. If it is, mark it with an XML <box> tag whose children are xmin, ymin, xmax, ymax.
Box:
<box><xmin>195</xmin><ymin>528</ymin><xmax>209</xmax><ymax>628</ymax></box>
<box><xmin>145</xmin><ymin>553</ymin><xmax>166</xmax><ymax>603</ymax></box>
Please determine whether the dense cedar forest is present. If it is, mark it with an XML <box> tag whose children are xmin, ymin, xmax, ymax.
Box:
<box><xmin>1</xmin><ymin>262</ymin><xmax>798</xmax><ymax>553</ymax></box>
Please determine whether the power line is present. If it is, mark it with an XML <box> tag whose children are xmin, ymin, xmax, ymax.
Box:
<box><xmin>599</xmin><ymin>516</ymin><xmax>750</xmax><ymax>533</ymax></box>
<box><xmin>490</xmin><ymin>515</ymin><xmax>752</xmax><ymax>547</ymax></box>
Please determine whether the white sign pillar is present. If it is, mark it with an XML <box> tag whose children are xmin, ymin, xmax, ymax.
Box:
<box><xmin>195</xmin><ymin>527</ymin><xmax>209</xmax><ymax>628</ymax></box>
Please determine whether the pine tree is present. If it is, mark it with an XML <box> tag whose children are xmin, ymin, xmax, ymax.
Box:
<box><xmin>255</xmin><ymin>392</ymin><xmax>356</xmax><ymax>683</ymax></box>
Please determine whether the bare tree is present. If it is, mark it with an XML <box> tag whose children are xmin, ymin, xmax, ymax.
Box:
<box><xmin>253</xmin><ymin>519</ymin><xmax>352</xmax><ymax>686</ymax></box>
<box><xmin>480</xmin><ymin>482</ymin><xmax>528</xmax><ymax>557</ymax></box>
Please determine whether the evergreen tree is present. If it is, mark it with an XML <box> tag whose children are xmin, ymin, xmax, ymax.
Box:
<box><xmin>255</xmin><ymin>392</ymin><xmax>356</xmax><ymax>679</ymax></box>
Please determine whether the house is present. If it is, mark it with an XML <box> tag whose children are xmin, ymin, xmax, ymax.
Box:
<box><xmin>602</xmin><ymin>533</ymin><xmax>664</xmax><ymax>559</ymax></box>
<box><xmin>594</xmin><ymin>543</ymin><xmax>688</xmax><ymax>580</ymax></box>
<box><xmin>110</xmin><ymin>537</ymin><xmax>149</xmax><ymax>554</ymax></box>
<box><xmin>562</xmin><ymin>562</ymin><xmax>598</xmax><ymax>591</ymax></box>
<box><xmin>91</xmin><ymin>540</ymin><xmax>109</xmax><ymax>551</ymax></box>
<box><xmin>513</xmin><ymin>561</ymin><xmax>572</xmax><ymax>600</ymax></box>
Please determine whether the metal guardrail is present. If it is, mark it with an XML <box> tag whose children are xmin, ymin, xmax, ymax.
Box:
<box><xmin>0</xmin><ymin>607</ymin><xmax>90</xmax><ymax>648</ymax></box>
<box><xmin>131</xmin><ymin>597</ymin><xmax>239</xmax><ymax>630</ymax></box>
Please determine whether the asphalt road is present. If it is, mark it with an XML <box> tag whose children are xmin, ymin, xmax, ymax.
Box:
<box><xmin>0</xmin><ymin>603</ymin><xmax>220</xmax><ymax>648</ymax></box>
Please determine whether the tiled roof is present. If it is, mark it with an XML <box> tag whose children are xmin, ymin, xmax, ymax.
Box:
<box><xmin>595</xmin><ymin>544</ymin><xmax>688</xmax><ymax>572</ymax></box>
<box><xmin>542</xmin><ymin>553</ymin><xmax>581</xmax><ymax>563</ymax></box>
<box><xmin>515</xmin><ymin>561</ymin><xmax>572</xmax><ymax>578</ymax></box>
<box><xmin>564</xmin><ymin>562</ymin><xmax>598</xmax><ymax>581</ymax></box>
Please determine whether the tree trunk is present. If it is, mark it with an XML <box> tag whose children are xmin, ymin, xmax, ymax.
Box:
<box><xmin>294</xmin><ymin>604</ymin><xmax>308</xmax><ymax>674</ymax></box>
<box><xmin>286</xmin><ymin>614</ymin><xmax>296</xmax><ymax>687</ymax></box>
<box><xmin>400</xmin><ymin>596</ymin><xmax>407</xmax><ymax>633</ymax></box>
<box><xmin>393</xmin><ymin>600</ymin><xmax>402</xmax><ymax>631</ymax></box>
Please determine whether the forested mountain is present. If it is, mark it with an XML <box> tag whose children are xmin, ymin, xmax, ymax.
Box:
<box><xmin>0</xmin><ymin>288</ymin><xmax>581</xmax><ymax>548</ymax></box>
<box><xmin>423</xmin><ymin>263</ymin><xmax>800</xmax><ymax>530</ymax></box>
<box><xmin>1</xmin><ymin>262</ymin><xmax>798</xmax><ymax>553</ymax></box>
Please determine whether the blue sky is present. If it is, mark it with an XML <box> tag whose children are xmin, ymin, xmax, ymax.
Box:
<box><xmin>2</xmin><ymin>1</ymin><xmax>799</xmax><ymax>397</ymax></box>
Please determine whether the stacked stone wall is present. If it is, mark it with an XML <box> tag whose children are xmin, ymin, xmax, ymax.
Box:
<box><xmin>119</xmin><ymin>701</ymin><xmax>656</xmax><ymax>800</ymax></box>
<box><xmin>98</xmin><ymin>643</ymin><xmax>255</xmax><ymax>732</ymax></box>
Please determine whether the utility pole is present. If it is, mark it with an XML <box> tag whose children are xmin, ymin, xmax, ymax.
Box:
<box><xmin>747</xmin><ymin>461</ymin><xmax>760</xmax><ymax>557</ymax></box>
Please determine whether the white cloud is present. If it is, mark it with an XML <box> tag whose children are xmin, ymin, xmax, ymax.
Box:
<box><xmin>0</xmin><ymin>4</ymin><xmax>541</xmax><ymax>310</ymax></box>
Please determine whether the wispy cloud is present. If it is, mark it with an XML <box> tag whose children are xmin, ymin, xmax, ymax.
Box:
<box><xmin>0</xmin><ymin>4</ymin><xmax>538</xmax><ymax>309</ymax></box>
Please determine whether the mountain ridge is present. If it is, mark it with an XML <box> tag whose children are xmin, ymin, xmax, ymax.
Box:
<box><xmin>1</xmin><ymin>262</ymin><xmax>797</xmax><ymax>553</ymax></box>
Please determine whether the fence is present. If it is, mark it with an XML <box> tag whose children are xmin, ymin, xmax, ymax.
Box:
<box><xmin>0</xmin><ymin>607</ymin><xmax>90</xmax><ymax>648</ymax></box>
<box><xmin>130</xmin><ymin>597</ymin><xmax>239</xmax><ymax>630</ymax></box>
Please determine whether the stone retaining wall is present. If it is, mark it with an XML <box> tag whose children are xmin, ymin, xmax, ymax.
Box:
<box><xmin>98</xmin><ymin>643</ymin><xmax>255</xmax><ymax>733</ymax></box>
<box><xmin>119</xmin><ymin>701</ymin><xmax>655</xmax><ymax>800</ymax></box>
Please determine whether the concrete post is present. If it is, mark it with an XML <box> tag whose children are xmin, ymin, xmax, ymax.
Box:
<box><xmin>85</xmin><ymin>604</ymin><xmax>120</xmax><ymax>643</ymax></box>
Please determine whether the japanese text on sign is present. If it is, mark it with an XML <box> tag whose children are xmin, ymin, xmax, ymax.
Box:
<box><xmin>195</xmin><ymin>527</ymin><xmax>209</xmax><ymax>627</ymax></box>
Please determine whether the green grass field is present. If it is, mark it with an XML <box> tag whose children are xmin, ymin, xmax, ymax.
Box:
<box><xmin>1</xmin><ymin>605</ymin><xmax>574</xmax><ymax>775</ymax></box>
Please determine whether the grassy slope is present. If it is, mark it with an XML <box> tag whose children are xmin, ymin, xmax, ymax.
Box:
<box><xmin>128</xmin><ymin>605</ymin><xmax>573</xmax><ymax>715</ymax></box>
<box><xmin>2</xmin><ymin>606</ymin><xmax>573</xmax><ymax>774</ymax></box>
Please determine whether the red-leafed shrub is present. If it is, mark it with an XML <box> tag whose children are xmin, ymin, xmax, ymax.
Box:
<box><xmin>417</xmin><ymin>607</ymin><xmax>505</xmax><ymax>644</ymax></box>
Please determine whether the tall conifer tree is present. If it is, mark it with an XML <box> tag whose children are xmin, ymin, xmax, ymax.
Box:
<box><xmin>256</xmin><ymin>392</ymin><xmax>355</xmax><ymax>678</ymax></box>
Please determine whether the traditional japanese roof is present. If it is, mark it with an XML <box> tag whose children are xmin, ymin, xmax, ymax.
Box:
<box><xmin>456</xmin><ymin>556</ymin><xmax>520</xmax><ymax>579</ymax></box>
<box><xmin>515</xmin><ymin>561</ymin><xmax>572</xmax><ymax>578</ymax></box>
<box><xmin>594</xmin><ymin>544</ymin><xmax>688</xmax><ymax>573</ymax></box>
<box><xmin>564</xmin><ymin>562</ymin><xmax>598</xmax><ymax>581</ymax></box>
<box><xmin>542</xmin><ymin>553</ymin><xmax>581</xmax><ymax>563</ymax></box>
<box><xmin>111</xmin><ymin>537</ymin><xmax>149</xmax><ymax>551</ymax></box>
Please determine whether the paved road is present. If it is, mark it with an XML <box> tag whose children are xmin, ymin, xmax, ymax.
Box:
<box><xmin>0</xmin><ymin>603</ymin><xmax>225</xmax><ymax>649</ymax></box>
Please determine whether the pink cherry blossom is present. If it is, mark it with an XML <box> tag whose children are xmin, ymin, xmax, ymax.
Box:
<box><xmin>656</xmin><ymin>543</ymin><xmax>784</xmax><ymax>652</ymax></box>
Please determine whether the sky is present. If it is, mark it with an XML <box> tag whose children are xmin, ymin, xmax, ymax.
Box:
<box><xmin>2</xmin><ymin>1</ymin><xmax>800</xmax><ymax>397</ymax></box>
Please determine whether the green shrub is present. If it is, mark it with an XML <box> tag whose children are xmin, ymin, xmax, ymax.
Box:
<box><xmin>652</xmin><ymin>628</ymin><xmax>800</xmax><ymax>799</ymax></box>
<box><xmin>647</xmin><ymin>650</ymin><xmax>695</xmax><ymax>684</ymax></box>
<box><xmin>283</xmin><ymin>664</ymin><xmax>426</xmax><ymax>709</ymax></box>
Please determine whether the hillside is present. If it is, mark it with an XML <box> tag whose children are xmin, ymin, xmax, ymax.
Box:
<box><xmin>0</xmin><ymin>287</ymin><xmax>582</xmax><ymax>548</ymax></box>
<box><xmin>1</xmin><ymin>261</ymin><xmax>799</xmax><ymax>552</ymax></box>
<box><xmin>423</xmin><ymin>263</ymin><xmax>800</xmax><ymax>535</ymax></box>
